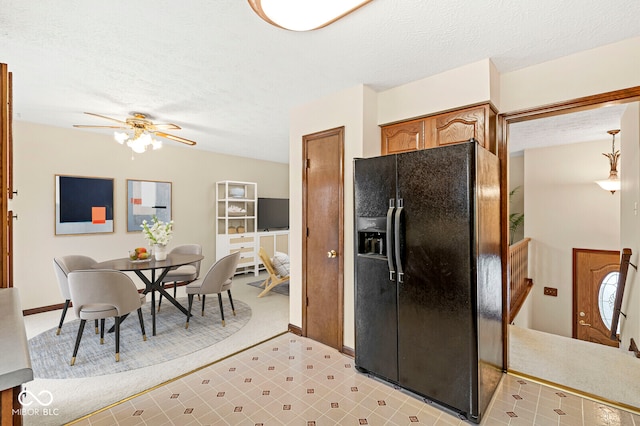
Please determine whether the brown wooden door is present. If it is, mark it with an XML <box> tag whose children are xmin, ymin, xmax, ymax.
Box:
<box><xmin>302</xmin><ymin>127</ymin><xmax>344</xmax><ymax>351</ymax></box>
<box><xmin>573</xmin><ymin>248</ymin><xmax>620</xmax><ymax>347</ymax></box>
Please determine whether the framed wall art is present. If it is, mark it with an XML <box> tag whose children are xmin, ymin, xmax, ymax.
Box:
<box><xmin>127</xmin><ymin>179</ymin><xmax>172</xmax><ymax>232</ymax></box>
<box><xmin>55</xmin><ymin>175</ymin><xmax>115</xmax><ymax>235</ymax></box>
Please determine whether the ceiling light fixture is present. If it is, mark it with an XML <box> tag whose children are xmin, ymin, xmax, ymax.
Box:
<box><xmin>248</xmin><ymin>0</ymin><xmax>372</xmax><ymax>31</ymax></box>
<box><xmin>114</xmin><ymin>128</ymin><xmax>162</xmax><ymax>154</ymax></box>
<box><xmin>595</xmin><ymin>129</ymin><xmax>621</xmax><ymax>194</ymax></box>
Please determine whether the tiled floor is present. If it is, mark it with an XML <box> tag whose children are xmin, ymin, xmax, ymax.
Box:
<box><xmin>70</xmin><ymin>333</ymin><xmax>639</xmax><ymax>426</ymax></box>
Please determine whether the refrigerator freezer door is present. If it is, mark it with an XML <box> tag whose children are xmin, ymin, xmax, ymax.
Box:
<box><xmin>354</xmin><ymin>256</ymin><xmax>399</xmax><ymax>381</ymax></box>
<box><xmin>354</xmin><ymin>155</ymin><xmax>399</xmax><ymax>381</ymax></box>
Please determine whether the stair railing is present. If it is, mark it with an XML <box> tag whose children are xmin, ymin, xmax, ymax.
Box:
<box><xmin>509</xmin><ymin>237</ymin><xmax>532</xmax><ymax>322</ymax></box>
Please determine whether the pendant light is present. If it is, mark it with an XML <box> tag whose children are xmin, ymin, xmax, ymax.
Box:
<box><xmin>595</xmin><ymin>129</ymin><xmax>621</xmax><ymax>194</ymax></box>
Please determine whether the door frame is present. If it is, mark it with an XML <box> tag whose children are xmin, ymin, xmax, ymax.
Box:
<box><xmin>301</xmin><ymin>126</ymin><xmax>345</xmax><ymax>349</ymax></box>
<box><xmin>498</xmin><ymin>85</ymin><xmax>640</xmax><ymax>369</ymax></box>
<box><xmin>1</xmin><ymin>63</ymin><xmax>12</xmax><ymax>289</ymax></box>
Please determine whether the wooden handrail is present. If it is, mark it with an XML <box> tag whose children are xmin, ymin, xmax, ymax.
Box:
<box><xmin>611</xmin><ymin>248</ymin><xmax>633</xmax><ymax>340</ymax></box>
<box><xmin>509</xmin><ymin>238</ymin><xmax>532</xmax><ymax>322</ymax></box>
<box><xmin>509</xmin><ymin>237</ymin><xmax>530</xmax><ymax>254</ymax></box>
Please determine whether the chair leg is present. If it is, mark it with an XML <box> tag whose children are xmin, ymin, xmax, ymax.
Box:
<box><xmin>186</xmin><ymin>294</ymin><xmax>194</xmax><ymax>329</ymax></box>
<box><xmin>95</xmin><ymin>319</ymin><xmax>99</xmax><ymax>334</ymax></box>
<box><xmin>70</xmin><ymin>319</ymin><xmax>86</xmax><ymax>366</ymax></box>
<box><xmin>100</xmin><ymin>318</ymin><xmax>105</xmax><ymax>344</ymax></box>
<box><xmin>227</xmin><ymin>290</ymin><xmax>236</xmax><ymax>316</ymax></box>
<box><xmin>217</xmin><ymin>293</ymin><xmax>225</xmax><ymax>326</ymax></box>
<box><xmin>56</xmin><ymin>299</ymin><xmax>71</xmax><ymax>335</ymax></box>
<box><xmin>137</xmin><ymin>308</ymin><xmax>147</xmax><ymax>341</ymax></box>
<box><xmin>115</xmin><ymin>316</ymin><xmax>121</xmax><ymax>362</ymax></box>
<box><xmin>201</xmin><ymin>295</ymin><xmax>206</xmax><ymax>316</ymax></box>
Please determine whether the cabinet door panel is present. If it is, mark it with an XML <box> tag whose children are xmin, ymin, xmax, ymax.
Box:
<box><xmin>381</xmin><ymin>120</ymin><xmax>423</xmax><ymax>155</ymax></box>
<box><xmin>434</xmin><ymin>106</ymin><xmax>486</xmax><ymax>148</ymax></box>
<box><xmin>275</xmin><ymin>234</ymin><xmax>288</xmax><ymax>253</ymax></box>
<box><xmin>259</xmin><ymin>235</ymin><xmax>275</xmax><ymax>257</ymax></box>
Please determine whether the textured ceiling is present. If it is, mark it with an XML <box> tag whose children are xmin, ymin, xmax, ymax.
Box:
<box><xmin>509</xmin><ymin>104</ymin><xmax>631</xmax><ymax>155</ymax></box>
<box><xmin>1</xmin><ymin>1</ymin><xmax>639</xmax><ymax>163</ymax></box>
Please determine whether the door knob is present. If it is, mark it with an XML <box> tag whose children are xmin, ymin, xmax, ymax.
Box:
<box><xmin>327</xmin><ymin>249</ymin><xmax>337</xmax><ymax>258</ymax></box>
<box><xmin>579</xmin><ymin>319</ymin><xmax>591</xmax><ymax>327</ymax></box>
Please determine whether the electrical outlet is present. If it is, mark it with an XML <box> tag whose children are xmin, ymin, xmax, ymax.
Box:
<box><xmin>544</xmin><ymin>287</ymin><xmax>558</xmax><ymax>297</ymax></box>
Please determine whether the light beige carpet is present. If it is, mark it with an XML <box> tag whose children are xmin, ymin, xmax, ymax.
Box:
<box><xmin>508</xmin><ymin>324</ymin><xmax>640</xmax><ymax>408</ymax></box>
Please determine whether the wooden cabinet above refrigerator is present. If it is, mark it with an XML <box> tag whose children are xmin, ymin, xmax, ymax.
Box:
<box><xmin>381</xmin><ymin>103</ymin><xmax>497</xmax><ymax>155</ymax></box>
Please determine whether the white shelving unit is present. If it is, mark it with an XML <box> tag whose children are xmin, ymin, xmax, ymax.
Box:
<box><xmin>216</xmin><ymin>181</ymin><xmax>258</xmax><ymax>276</ymax></box>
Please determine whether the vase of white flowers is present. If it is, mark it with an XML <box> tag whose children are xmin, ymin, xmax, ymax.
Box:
<box><xmin>154</xmin><ymin>244</ymin><xmax>168</xmax><ymax>261</ymax></box>
<box><xmin>141</xmin><ymin>216</ymin><xmax>173</xmax><ymax>260</ymax></box>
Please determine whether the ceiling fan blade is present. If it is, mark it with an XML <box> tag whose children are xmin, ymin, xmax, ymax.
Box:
<box><xmin>152</xmin><ymin>123</ymin><xmax>181</xmax><ymax>131</ymax></box>
<box><xmin>73</xmin><ymin>125</ymin><xmax>129</xmax><ymax>129</ymax></box>
<box><xmin>155</xmin><ymin>132</ymin><xmax>197</xmax><ymax>146</ymax></box>
<box><xmin>82</xmin><ymin>112</ymin><xmax>129</xmax><ymax>126</ymax></box>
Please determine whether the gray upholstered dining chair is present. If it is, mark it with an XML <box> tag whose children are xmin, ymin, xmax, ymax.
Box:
<box><xmin>68</xmin><ymin>269</ymin><xmax>147</xmax><ymax>365</ymax></box>
<box><xmin>184</xmin><ymin>251</ymin><xmax>240</xmax><ymax>329</ymax></box>
<box><xmin>157</xmin><ymin>244</ymin><xmax>202</xmax><ymax>311</ymax></box>
<box><xmin>53</xmin><ymin>255</ymin><xmax>99</xmax><ymax>336</ymax></box>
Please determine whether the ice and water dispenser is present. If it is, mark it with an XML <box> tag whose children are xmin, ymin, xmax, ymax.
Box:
<box><xmin>357</xmin><ymin>217</ymin><xmax>386</xmax><ymax>257</ymax></box>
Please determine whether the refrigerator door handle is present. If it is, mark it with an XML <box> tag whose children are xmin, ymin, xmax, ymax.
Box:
<box><xmin>394</xmin><ymin>198</ymin><xmax>404</xmax><ymax>283</ymax></box>
<box><xmin>386</xmin><ymin>198</ymin><xmax>396</xmax><ymax>281</ymax></box>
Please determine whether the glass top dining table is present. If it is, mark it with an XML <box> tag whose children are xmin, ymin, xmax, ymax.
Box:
<box><xmin>92</xmin><ymin>253</ymin><xmax>204</xmax><ymax>336</ymax></box>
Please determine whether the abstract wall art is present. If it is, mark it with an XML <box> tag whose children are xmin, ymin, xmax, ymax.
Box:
<box><xmin>55</xmin><ymin>175</ymin><xmax>115</xmax><ymax>235</ymax></box>
<box><xmin>127</xmin><ymin>179</ymin><xmax>172</xmax><ymax>232</ymax></box>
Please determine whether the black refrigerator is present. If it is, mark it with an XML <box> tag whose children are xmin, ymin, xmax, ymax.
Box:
<box><xmin>353</xmin><ymin>140</ymin><xmax>503</xmax><ymax>423</ymax></box>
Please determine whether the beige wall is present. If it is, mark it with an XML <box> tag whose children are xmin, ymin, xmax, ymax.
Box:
<box><xmin>377</xmin><ymin>59</ymin><xmax>495</xmax><ymax>124</ymax></box>
<box><xmin>524</xmin><ymin>141</ymin><xmax>620</xmax><ymax>337</ymax></box>
<box><xmin>500</xmin><ymin>36</ymin><xmax>640</xmax><ymax>112</ymax></box>
<box><xmin>11</xmin><ymin>121</ymin><xmax>289</xmax><ymax>310</ymax></box>
<box><xmin>620</xmin><ymin>102</ymin><xmax>640</xmax><ymax>349</ymax></box>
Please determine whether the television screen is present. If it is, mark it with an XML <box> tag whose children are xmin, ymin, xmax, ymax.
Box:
<box><xmin>258</xmin><ymin>198</ymin><xmax>289</xmax><ymax>231</ymax></box>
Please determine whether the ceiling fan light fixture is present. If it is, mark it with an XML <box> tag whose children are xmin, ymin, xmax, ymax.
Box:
<box><xmin>75</xmin><ymin>112</ymin><xmax>196</xmax><ymax>153</ymax></box>
<box><xmin>114</xmin><ymin>131</ymin><xmax>128</xmax><ymax>145</ymax></box>
<box><xmin>117</xmin><ymin>130</ymin><xmax>162</xmax><ymax>154</ymax></box>
<box><xmin>595</xmin><ymin>129</ymin><xmax>621</xmax><ymax>194</ymax></box>
<box><xmin>248</xmin><ymin>0</ymin><xmax>372</xmax><ymax>31</ymax></box>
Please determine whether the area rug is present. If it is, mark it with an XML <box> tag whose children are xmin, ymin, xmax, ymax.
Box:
<box><xmin>246</xmin><ymin>279</ymin><xmax>289</xmax><ymax>296</ymax></box>
<box><xmin>28</xmin><ymin>296</ymin><xmax>251</xmax><ymax>380</ymax></box>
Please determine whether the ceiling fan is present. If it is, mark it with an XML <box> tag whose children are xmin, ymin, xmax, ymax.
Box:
<box><xmin>73</xmin><ymin>112</ymin><xmax>197</xmax><ymax>147</ymax></box>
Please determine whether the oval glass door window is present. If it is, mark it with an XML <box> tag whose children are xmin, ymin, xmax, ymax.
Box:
<box><xmin>598</xmin><ymin>271</ymin><xmax>620</xmax><ymax>334</ymax></box>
